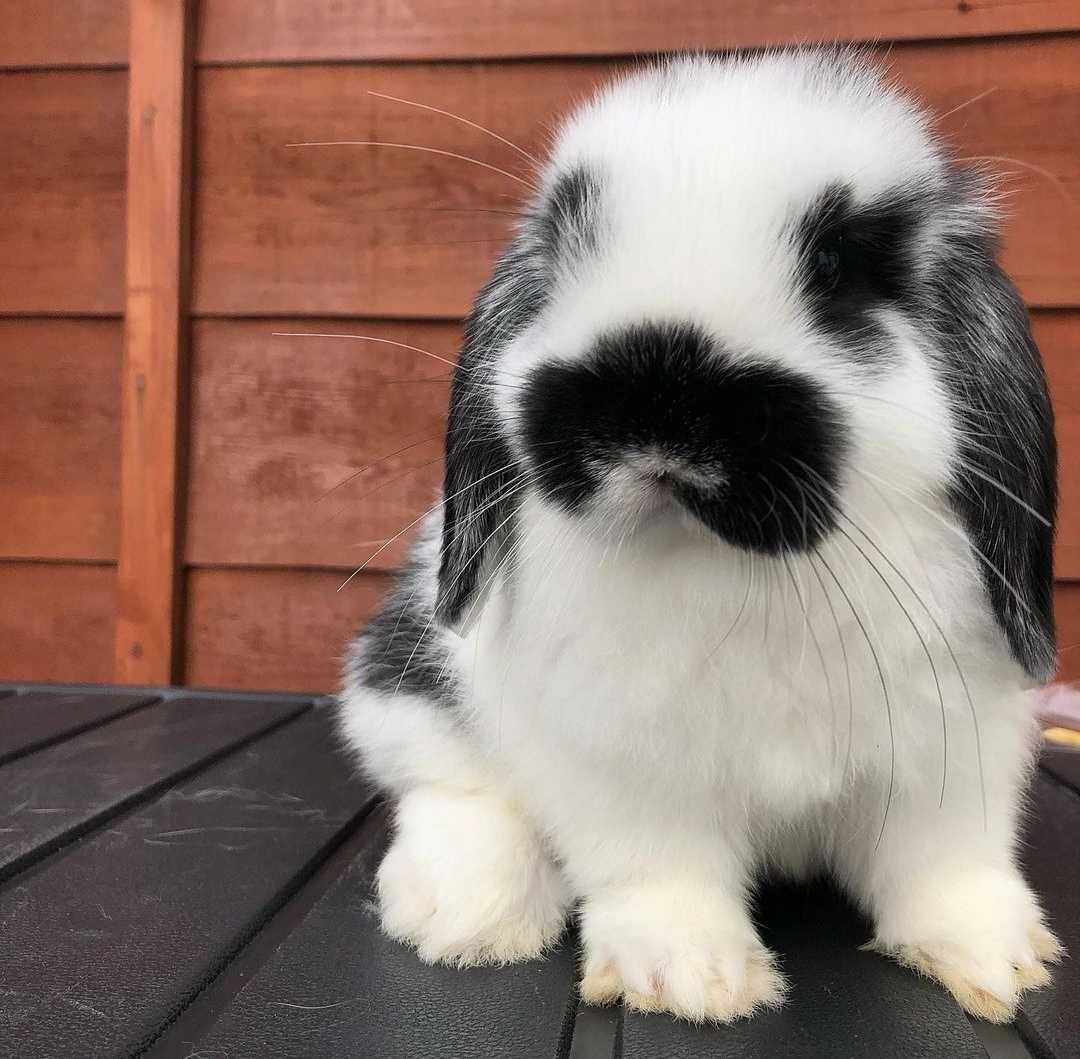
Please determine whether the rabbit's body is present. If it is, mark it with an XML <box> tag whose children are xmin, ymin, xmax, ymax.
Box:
<box><xmin>339</xmin><ymin>50</ymin><xmax>1060</xmax><ymax>1023</ymax></box>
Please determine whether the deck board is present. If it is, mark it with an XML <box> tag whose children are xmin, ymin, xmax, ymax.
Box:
<box><xmin>0</xmin><ymin>706</ymin><xmax>374</xmax><ymax>1057</ymax></box>
<box><xmin>0</xmin><ymin>693</ymin><xmax>305</xmax><ymax>881</ymax></box>
<box><xmin>0</xmin><ymin>689</ymin><xmax>159</xmax><ymax>765</ymax></box>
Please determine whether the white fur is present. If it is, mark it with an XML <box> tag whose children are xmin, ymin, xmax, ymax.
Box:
<box><xmin>340</xmin><ymin>52</ymin><xmax>1057</xmax><ymax>1023</ymax></box>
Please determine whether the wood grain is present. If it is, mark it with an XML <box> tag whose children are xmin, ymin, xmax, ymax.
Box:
<box><xmin>184</xmin><ymin>567</ymin><xmax>391</xmax><ymax>692</ymax></box>
<box><xmin>0</xmin><ymin>563</ymin><xmax>115</xmax><ymax>683</ymax></box>
<box><xmin>0</xmin><ymin>70</ymin><xmax>126</xmax><ymax>314</ymax></box>
<box><xmin>0</xmin><ymin>320</ymin><xmax>121</xmax><ymax>562</ymax></box>
<box><xmin>0</xmin><ymin>2</ymin><xmax>128</xmax><ymax>69</ymax></box>
<box><xmin>1035</xmin><ymin>311</ymin><xmax>1080</xmax><ymax>580</ymax></box>
<box><xmin>115</xmin><ymin>0</ymin><xmax>194</xmax><ymax>684</ymax></box>
<box><xmin>193</xmin><ymin>37</ymin><xmax>1080</xmax><ymax>318</ymax></box>
<box><xmin>196</xmin><ymin>0</ymin><xmax>1080</xmax><ymax>64</ymax></box>
<box><xmin>1057</xmin><ymin>582</ymin><xmax>1080</xmax><ymax>684</ymax></box>
<box><xmin>185</xmin><ymin>319</ymin><xmax>456</xmax><ymax>570</ymax></box>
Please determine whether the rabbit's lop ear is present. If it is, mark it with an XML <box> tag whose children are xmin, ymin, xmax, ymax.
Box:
<box><xmin>434</xmin><ymin>236</ymin><xmax>548</xmax><ymax>628</ymax></box>
<box><xmin>931</xmin><ymin>197</ymin><xmax>1057</xmax><ymax>682</ymax></box>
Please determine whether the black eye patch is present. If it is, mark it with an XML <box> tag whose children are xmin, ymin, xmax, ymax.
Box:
<box><xmin>795</xmin><ymin>182</ymin><xmax>925</xmax><ymax>357</ymax></box>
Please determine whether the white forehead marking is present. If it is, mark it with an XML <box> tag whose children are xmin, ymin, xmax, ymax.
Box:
<box><xmin>538</xmin><ymin>52</ymin><xmax>944</xmax><ymax>352</ymax></box>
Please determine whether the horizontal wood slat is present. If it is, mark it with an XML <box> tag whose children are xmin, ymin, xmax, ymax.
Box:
<box><xmin>0</xmin><ymin>70</ymin><xmax>126</xmax><ymax>314</ymax></box>
<box><xmin>195</xmin><ymin>1</ymin><xmax>1080</xmax><ymax>64</ymax></box>
<box><xmin>193</xmin><ymin>37</ymin><xmax>1080</xmax><ymax>318</ymax></box>
<box><xmin>0</xmin><ymin>2</ymin><xmax>128</xmax><ymax>69</ymax></box>
<box><xmin>0</xmin><ymin>563</ymin><xmax>115</xmax><ymax>684</ymax></box>
<box><xmin>1037</xmin><ymin>312</ymin><xmax>1080</xmax><ymax>579</ymax></box>
<box><xmin>184</xmin><ymin>568</ymin><xmax>391</xmax><ymax>692</ymax></box>
<box><xmin>0</xmin><ymin>320</ymin><xmax>122</xmax><ymax>562</ymax></box>
<box><xmin>185</xmin><ymin>319</ymin><xmax>456</xmax><ymax>569</ymax></box>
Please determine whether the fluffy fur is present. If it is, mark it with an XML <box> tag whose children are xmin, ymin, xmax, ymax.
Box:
<box><xmin>339</xmin><ymin>49</ymin><xmax>1060</xmax><ymax>1024</ymax></box>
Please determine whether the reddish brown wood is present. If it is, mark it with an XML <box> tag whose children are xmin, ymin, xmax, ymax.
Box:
<box><xmin>193</xmin><ymin>38</ymin><xmax>1080</xmax><ymax>318</ymax></box>
<box><xmin>1035</xmin><ymin>312</ymin><xmax>1080</xmax><ymax>580</ymax></box>
<box><xmin>0</xmin><ymin>563</ymin><xmax>116</xmax><ymax>683</ymax></box>
<box><xmin>0</xmin><ymin>70</ymin><xmax>126</xmax><ymax>314</ymax></box>
<box><xmin>0</xmin><ymin>2</ymin><xmax>128</xmax><ymax>68</ymax></box>
<box><xmin>0</xmin><ymin>320</ymin><xmax>122</xmax><ymax>562</ymax></box>
<box><xmin>184</xmin><ymin>567</ymin><xmax>391</xmax><ymax>692</ymax></box>
<box><xmin>185</xmin><ymin>319</ymin><xmax>457</xmax><ymax>570</ymax></box>
<box><xmin>196</xmin><ymin>0</ymin><xmax>1080</xmax><ymax>64</ymax></box>
<box><xmin>115</xmin><ymin>1</ymin><xmax>194</xmax><ymax>684</ymax></box>
<box><xmin>891</xmin><ymin>36</ymin><xmax>1080</xmax><ymax>308</ymax></box>
<box><xmin>1056</xmin><ymin>582</ymin><xmax>1080</xmax><ymax>684</ymax></box>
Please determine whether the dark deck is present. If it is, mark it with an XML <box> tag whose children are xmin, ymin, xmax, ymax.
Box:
<box><xmin>1</xmin><ymin>683</ymin><xmax>1077</xmax><ymax>1058</ymax></box>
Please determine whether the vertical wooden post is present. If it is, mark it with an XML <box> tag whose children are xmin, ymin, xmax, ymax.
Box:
<box><xmin>115</xmin><ymin>0</ymin><xmax>194</xmax><ymax>684</ymax></box>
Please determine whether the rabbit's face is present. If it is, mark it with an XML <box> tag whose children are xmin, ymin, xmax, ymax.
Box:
<box><xmin>492</xmin><ymin>52</ymin><xmax>965</xmax><ymax>555</ymax></box>
<box><xmin>443</xmin><ymin>49</ymin><xmax>1053</xmax><ymax>678</ymax></box>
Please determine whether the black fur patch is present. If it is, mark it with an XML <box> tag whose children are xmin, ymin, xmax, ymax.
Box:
<box><xmin>540</xmin><ymin>167</ymin><xmax>603</xmax><ymax>262</ymax></box>
<box><xmin>795</xmin><ymin>182</ymin><xmax>924</xmax><ymax>362</ymax></box>
<box><xmin>922</xmin><ymin>190</ymin><xmax>1057</xmax><ymax>680</ymax></box>
<box><xmin>356</xmin><ymin>571</ymin><xmax>457</xmax><ymax>703</ymax></box>
<box><xmin>520</xmin><ymin>323</ymin><xmax>848</xmax><ymax>554</ymax></box>
<box><xmin>436</xmin><ymin>173</ymin><xmax>603</xmax><ymax>624</ymax></box>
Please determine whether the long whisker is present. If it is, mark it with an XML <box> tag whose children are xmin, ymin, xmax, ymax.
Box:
<box><xmin>857</xmin><ymin>468</ymin><xmax>1036</xmax><ymax>621</ymax></box>
<box><xmin>367</xmin><ymin>89</ymin><xmax>541</xmax><ymax>167</ymax></box>
<box><xmin>285</xmin><ymin>140</ymin><xmax>538</xmax><ymax>192</ymax></box>
<box><xmin>803</xmin><ymin>461</ymin><xmax>987</xmax><ymax>829</ymax></box>
<box><xmin>815</xmin><ymin>550</ymin><xmax>895</xmax><ymax>850</ymax></box>
<box><xmin>272</xmin><ymin>331</ymin><xmax>531</xmax><ymax>387</ymax></box>
<box><xmin>957</xmin><ymin>155</ymin><xmax>1075</xmax><ymax>207</ymax></box>
<box><xmin>788</xmin><ymin>459</ymin><xmax>950</xmax><ymax>807</ymax></box>
<box><xmin>937</xmin><ymin>86</ymin><xmax>998</xmax><ymax>122</ymax></box>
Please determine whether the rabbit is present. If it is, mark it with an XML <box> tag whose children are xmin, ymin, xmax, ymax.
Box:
<box><xmin>338</xmin><ymin>48</ymin><xmax>1061</xmax><ymax>1024</ymax></box>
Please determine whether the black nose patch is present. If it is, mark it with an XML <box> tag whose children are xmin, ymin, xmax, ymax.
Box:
<box><xmin>519</xmin><ymin>322</ymin><xmax>848</xmax><ymax>553</ymax></box>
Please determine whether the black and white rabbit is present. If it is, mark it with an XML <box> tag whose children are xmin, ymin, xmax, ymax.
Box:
<box><xmin>339</xmin><ymin>49</ymin><xmax>1060</xmax><ymax>1023</ymax></box>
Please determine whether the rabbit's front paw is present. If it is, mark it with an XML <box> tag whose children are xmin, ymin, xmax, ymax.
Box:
<box><xmin>579</xmin><ymin>882</ymin><xmax>786</xmax><ymax>1022</ymax></box>
<box><xmin>377</xmin><ymin>786</ymin><xmax>568</xmax><ymax>966</ymax></box>
<box><xmin>872</xmin><ymin>865</ymin><xmax>1062</xmax><ymax>1023</ymax></box>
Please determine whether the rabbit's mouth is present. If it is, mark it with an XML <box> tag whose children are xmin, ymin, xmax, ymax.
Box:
<box><xmin>518</xmin><ymin>320</ymin><xmax>850</xmax><ymax>555</ymax></box>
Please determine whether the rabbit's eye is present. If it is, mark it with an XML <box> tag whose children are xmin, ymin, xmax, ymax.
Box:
<box><xmin>813</xmin><ymin>238</ymin><xmax>843</xmax><ymax>288</ymax></box>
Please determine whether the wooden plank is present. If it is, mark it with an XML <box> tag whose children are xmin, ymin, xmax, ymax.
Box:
<box><xmin>170</xmin><ymin>809</ymin><xmax>578</xmax><ymax>1059</ymax></box>
<box><xmin>0</xmin><ymin>2</ymin><xmax>128</xmax><ymax>69</ymax></box>
<box><xmin>621</xmin><ymin>881</ymin><xmax>985</xmax><ymax>1059</ymax></box>
<box><xmin>0</xmin><ymin>690</ymin><xmax>158</xmax><ymax>766</ymax></box>
<box><xmin>1016</xmin><ymin>772</ymin><xmax>1080</xmax><ymax>1059</ymax></box>
<box><xmin>0</xmin><ymin>70</ymin><xmax>126</xmax><ymax>314</ymax></box>
<box><xmin>193</xmin><ymin>37</ymin><xmax>1080</xmax><ymax>318</ymax></box>
<box><xmin>185</xmin><ymin>319</ymin><xmax>455</xmax><ymax>570</ymax></box>
<box><xmin>1057</xmin><ymin>582</ymin><xmax>1080</xmax><ymax>684</ymax></box>
<box><xmin>184</xmin><ymin>568</ymin><xmax>391</xmax><ymax>693</ymax></box>
<box><xmin>0</xmin><ymin>320</ymin><xmax>121</xmax><ymax>562</ymax></box>
<box><xmin>0</xmin><ymin>707</ymin><xmax>376</xmax><ymax>1058</ymax></box>
<box><xmin>1037</xmin><ymin>312</ymin><xmax>1080</xmax><ymax>579</ymax></box>
<box><xmin>196</xmin><ymin>0</ymin><xmax>1080</xmax><ymax>64</ymax></box>
<box><xmin>0</xmin><ymin>563</ymin><xmax>115</xmax><ymax>684</ymax></box>
<box><xmin>0</xmin><ymin>694</ymin><xmax>306</xmax><ymax>883</ymax></box>
<box><xmin>115</xmin><ymin>0</ymin><xmax>194</xmax><ymax>684</ymax></box>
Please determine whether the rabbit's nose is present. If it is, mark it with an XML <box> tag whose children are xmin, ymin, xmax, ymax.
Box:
<box><xmin>624</xmin><ymin>448</ymin><xmax>723</xmax><ymax>491</ymax></box>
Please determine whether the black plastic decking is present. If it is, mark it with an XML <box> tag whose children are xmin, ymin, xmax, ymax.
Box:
<box><xmin>0</xmin><ymin>683</ymin><xmax>1077</xmax><ymax>1059</ymax></box>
